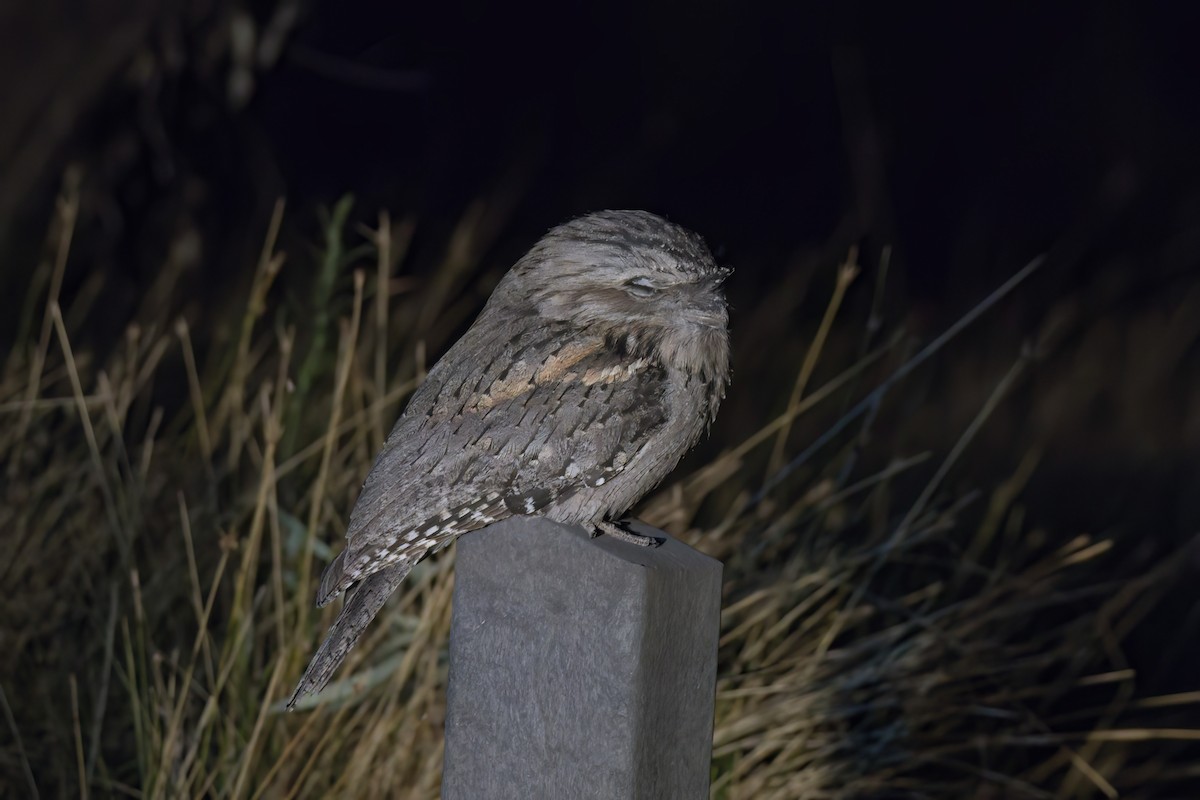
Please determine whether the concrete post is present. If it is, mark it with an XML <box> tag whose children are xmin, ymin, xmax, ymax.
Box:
<box><xmin>442</xmin><ymin>517</ymin><xmax>722</xmax><ymax>799</ymax></box>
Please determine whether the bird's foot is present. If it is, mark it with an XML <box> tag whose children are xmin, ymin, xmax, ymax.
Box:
<box><xmin>593</xmin><ymin>520</ymin><xmax>661</xmax><ymax>547</ymax></box>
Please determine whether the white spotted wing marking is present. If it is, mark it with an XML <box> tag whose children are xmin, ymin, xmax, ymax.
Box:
<box><xmin>321</xmin><ymin>491</ymin><xmax>506</xmax><ymax>606</ymax></box>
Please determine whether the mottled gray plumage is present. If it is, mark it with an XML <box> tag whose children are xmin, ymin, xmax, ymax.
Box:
<box><xmin>289</xmin><ymin>210</ymin><xmax>730</xmax><ymax>707</ymax></box>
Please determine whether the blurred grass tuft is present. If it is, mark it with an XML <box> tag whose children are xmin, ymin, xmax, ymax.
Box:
<box><xmin>1</xmin><ymin>185</ymin><xmax>1198</xmax><ymax>799</ymax></box>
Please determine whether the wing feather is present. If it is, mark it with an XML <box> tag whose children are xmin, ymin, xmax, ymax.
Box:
<box><xmin>316</xmin><ymin>323</ymin><xmax>668</xmax><ymax>604</ymax></box>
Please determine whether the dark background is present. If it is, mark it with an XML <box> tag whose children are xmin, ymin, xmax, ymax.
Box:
<box><xmin>6</xmin><ymin>2</ymin><xmax>1198</xmax><ymax>321</ymax></box>
<box><xmin>4</xmin><ymin>4</ymin><xmax>1200</xmax><ymax>795</ymax></box>
<box><xmin>3</xmin><ymin>0</ymin><xmax>1199</xmax><ymax>691</ymax></box>
<box><xmin>5</xmin><ymin>1</ymin><xmax>1199</xmax><ymax>517</ymax></box>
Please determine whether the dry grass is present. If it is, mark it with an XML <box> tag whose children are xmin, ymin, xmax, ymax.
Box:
<box><xmin>2</xmin><ymin>187</ymin><xmax>1198</xmax><ymax>799</ymax></box>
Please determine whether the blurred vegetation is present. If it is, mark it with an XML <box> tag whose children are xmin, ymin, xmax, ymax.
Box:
<box><xmin>2</xmin><ymin>182</ymin><xmax>1199</xmax><ymax>798</ymax></box>
<box><xmin>3</xmin><ymin>2</ymin><xmax>1200</xmax><ymax>798</ymax></box>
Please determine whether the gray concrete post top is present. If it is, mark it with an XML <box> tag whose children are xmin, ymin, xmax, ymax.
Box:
<box><xmin>442</xmin><ymin>517</ymin><xmax>722</xmax><ymax>800</ymax></box>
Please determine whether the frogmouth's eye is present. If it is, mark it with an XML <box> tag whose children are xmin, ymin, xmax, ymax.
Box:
<box><xmin>624</xmin><ymin>276</ymin><xmax>659</xmax><ymax>297</ymax></box>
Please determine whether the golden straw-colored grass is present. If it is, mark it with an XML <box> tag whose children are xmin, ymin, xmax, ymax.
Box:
<box><xmin>2</xmin><ymin>188</ymin><xmax>1197</xmax><ymax>799</ymax></box>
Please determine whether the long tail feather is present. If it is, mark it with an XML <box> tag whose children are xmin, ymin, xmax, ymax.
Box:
<box><xmin>287</xmin><ymin>560</ymin><xmax>413</xmax><ymax>708</ymax></box>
